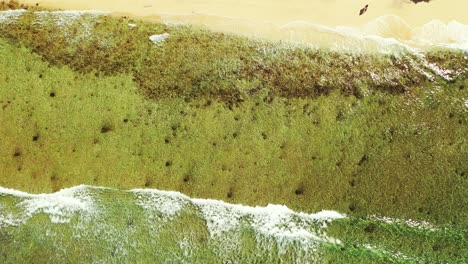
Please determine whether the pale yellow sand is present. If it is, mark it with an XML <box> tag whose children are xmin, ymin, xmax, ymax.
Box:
<box><xmin>19</xmin><ymin>0</ymin><xmax>468</xmax><ymax>50</ymax></box>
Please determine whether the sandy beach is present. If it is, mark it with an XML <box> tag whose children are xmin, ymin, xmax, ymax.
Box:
<box><xmin>18</xmin><ymin>0</ymin><xmax>468</xmax><ymax>47</ymax></box>
<box><xmin>19</xmin><ymin>0</ymin><xmax>468</xmax><ymax>26</ymax></box>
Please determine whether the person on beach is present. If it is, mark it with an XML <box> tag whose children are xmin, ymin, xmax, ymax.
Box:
<box><xmin>359</xmin><ymin>4</ymin><xmax>369</xmax><ymax>15</ymax></box>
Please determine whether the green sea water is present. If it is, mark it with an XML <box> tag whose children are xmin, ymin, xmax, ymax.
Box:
<box><xmin>2</xmin><ymin>185</ymin><xmax>463</xmax><ymax>263</ymax></box>
<box><xmin>0</xmin><ymin>8</ymin><xmax>467</xmax><ymax>263</ymax></box>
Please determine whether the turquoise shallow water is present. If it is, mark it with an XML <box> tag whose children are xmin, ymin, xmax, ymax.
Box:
<box><xmin>1</xmin><ymin>185</ymin><xmax>461</xmax><ymax>263</ymax></box>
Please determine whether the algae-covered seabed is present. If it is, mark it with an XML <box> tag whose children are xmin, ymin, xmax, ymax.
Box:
<box><xmin>0</xmin><ymin>3</ymin><xmax>467</xmax><ymax>263</ymax></box>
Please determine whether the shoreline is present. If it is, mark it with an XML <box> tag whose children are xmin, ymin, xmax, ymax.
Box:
<box><xmin>0</xmin><ymin>11</ymin><xmax>466</xmax><ymax>226</ymax></box>
<box><xmin>13</xmin><ymin>0</ymin><xmax>468</xmax><ymax>52</ymax></box>
<box><xmin>19</xmin><ymin>0</ymin><xmax>468</xmax><ymax>26</ymax></box>
<box><xmin>0</xmin><ymin>4</ymin><xmax>466</xmax><ymax>263</ymax></box>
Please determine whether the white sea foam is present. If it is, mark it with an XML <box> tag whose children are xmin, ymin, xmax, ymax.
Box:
<box><xmin>0</xmin><ymin>185</ymin><xmax>448</xmax><ymax>261</ymax></box>
<box><xmin>34</xmin><ymin>10</ymin><xmax>110</xmax><ymax>16</ymax></box>
<box><xmin>132</xmin><ymin>188</ymin><xmax>189</xmax><ymax>221</ymax></box>
<box><xmin>279</xmin><ymin>20</ymin><xmax>416</xmax><ymax>54</ymax></box>
<box><xmin>155</xmin><ymin>11</ymin><xmax>468</xmax><ymax>54</ymax></box>
<box><xmin>1</xmin><ymin>9</ymin><xmax>466</xmax><ymax>53</ymax></box>
<box><xmin>192</xmin><ymin>198</ymin><xmax>244</xmax><ymax>237</ymax></box>
<box><xmin>413</xmin><ymin>20</ymin><xmax>468</xmax><ymax>50</ymax></box>
<box><xmin>0</xmin><ymin>204</ymin><xmax>22</xmax><ymax>227</ymax></box>
<box><xmin>369</xmin><ymin>215</ymin><xmax>439</xmax><ymax>231</ymax></box>
<box><xmin>149</xmin><ymin>33</ymin><xmax>170</xmax><ymax>45</ymax></box>
<box><xmin>0</xmin><ymin>186</ymin><xmax>31</xmax><ymax>197</ymax></box>
<box><xmin>0</xmin><ymin>9</ymin><xmax>26</xmax><ymax>24</ymax></box>
<box><xmin>19</xmin><ymin>184</ymin><xmax>438</xmax><ymax>249</ymax></box>
<box><xmin>0</xmin><ymin>212</ymin><xmax>24</xmax><ymax>227</ymax></box>
<box><xmin>279</xmin><ymin>15</ymin><xmax>468</xmax><ymax>53</ymax></box>
<box><xmin>362</xmin><ymin>243</ymin><xmax>417</xmax><ymax>262</ymax></box>
<box><xmin>34</xmin><ymin>10</ymin><xmax>109</xmax><ymax>27</ymax></box>
<box><xmin>131</xmin><ymin>187</ymin><xmax>346</xmax><ymax>247</ymax></box>
<box><xmin>129</xmin><ymin>187</ymin><xmax>346</xmax><ymax>260</ymax></box>
<box><xmin>0</xmin><ymin>185</ymin><xmax>94</xmax><ymax>224</ymax></box>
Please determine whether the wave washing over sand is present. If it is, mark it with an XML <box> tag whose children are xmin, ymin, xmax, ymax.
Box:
<box><xmin>1</xmin><ymin>185</ymin><xmax>440</xmax><ymax>262</ymax></box>
<box><xmin>0</xmin><ymin>185</ymin><xmax>347</xmax><ymax>262</ymax></box>
<box><xmin>18</xmin><ymin>0</ymin><xmax>468</xmax><ymax>52</ymax></box>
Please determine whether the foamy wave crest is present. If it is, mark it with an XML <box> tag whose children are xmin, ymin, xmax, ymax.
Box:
<box><xmin>0</xmin><ymin>9</ymin><xmax>27</xmax><ymax>25</ymax></box>
<box><xmin>280</xmin><ymin>20</ymin><xmax>417</xmax><ymax>54</ymax></box>
<box><xmin>2</xmin><ymin>9</ymin><xmax>466</xmax><ymax>53</ymax></box>
<box><xmin>162</xmin><ymin>12</ymin><xmax>468</xmax><ymax>53</ymax></box>
<box><xmin>133</xmin><ymin>188</ymin><xmax>345</xmax><ymax>243</ymax></box>
<box><xmin>1</xmin><ymin>185</ymin><xmax>346</xmax><ymax>262</ymax></box>
<box><xmin>280</xmin><ymin>15</ymin><xmax>468</xmax><ymax>53</ymax></box>
<box><xmin>34</xmin><ymin>10</ymin><xmax>109</xmax><ymax>27</ymax></box>
<box><xmin>361</xmin><ymin>15</ymin><xmax>413</xmax><ymax>40</ymax></box>
<box><xmin>131</xmin><ymin>188</ymin><xmax>345</xmax><ymax>260</ymax></box>
<box><xmin>0</xmin><ymin>185</ymin><xmax>95</xmax><ymax>225</ymax></box>
<box><xmin>361</xmin><ymin>15</ymin><xmax>468</xmax><ymax>51</ymax></box>
<box><xmin>1</xmin><ymin>185</ymin><xmax>447</xmax><ymax>262</ymax></box>
<box><xmin>132</xmin><ymin>189</ymin><xmax>189</xmax><ymax>221</ymax></box>
<box><xmin>413</xmin><ymin>20</ymin><xmax>468</xmax><ymax>50</ymax></box>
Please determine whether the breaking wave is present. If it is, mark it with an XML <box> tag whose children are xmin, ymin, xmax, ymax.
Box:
<box><xmin>0</xmin><ymin>185</ymin><xmax>439</xmax><ymax>262</ymax></box>
<box><xmin>0</xmin><ymin>185</ymin><xmax>346</xmax><ymax>262</ymax></box>
<box><xmin>159</xmin><ymin>13</ymin><xmax>468</xmax><ymax>53</ymax></box>
<box><xmin>1</xmin><ymin>9</ymin><xmax>467</xmax><ymax>53</ymax></box>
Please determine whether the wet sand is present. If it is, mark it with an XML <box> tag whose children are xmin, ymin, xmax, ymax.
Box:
<box><xmin>20</xmin><ymin>0</ymin><xmax>468</xmax><ymax>26</ymax></box>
